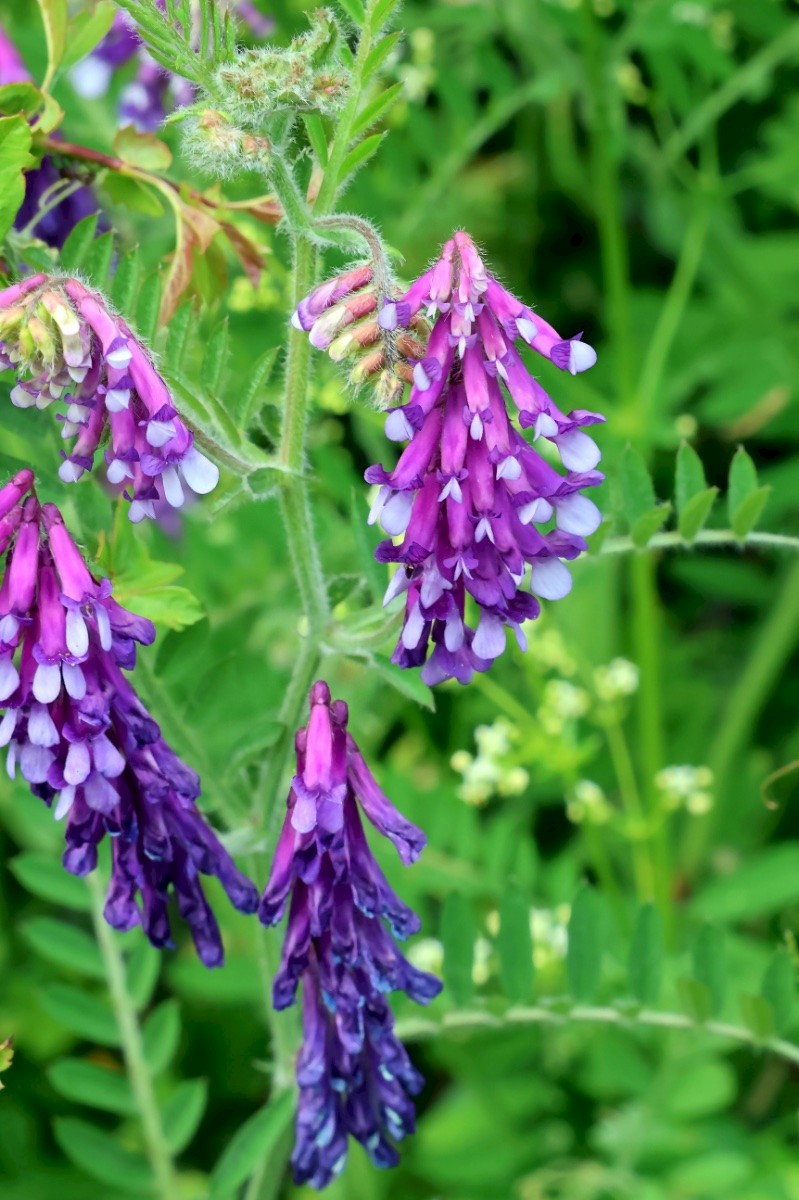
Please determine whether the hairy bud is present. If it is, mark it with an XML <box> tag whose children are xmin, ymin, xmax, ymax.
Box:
<box><xmin>214</xmin><ymin>8</ymin><xmax>349</xmax><ymax>127</ymax></box>
<box><xmin>181</xmin><ymin>109</ymin><xmax>271</xmax><ymax>179</ymax></box>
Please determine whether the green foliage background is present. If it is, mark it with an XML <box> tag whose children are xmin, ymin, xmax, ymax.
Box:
<box><xmin>2</xmin><ymin>1</ymin><xmax>799</xmax><ymax>1198</ymax></box>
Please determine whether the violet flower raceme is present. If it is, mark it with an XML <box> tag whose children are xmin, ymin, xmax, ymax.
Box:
<box><xmin>362</xmin><ymin>231</ymin><xmax>602</xmax><ymax>684</ymax></box>
<box><xmin>0</xmin><ymin>472</ymin><xmax>258</xmax><ymax>964</ymax></box>
<box><xmin>259</xmin><ymin>682</ymin><xmax>441</xmax><ymax>1188</ymax></box>
<box><xmin>71</xmin><ymin>2</ymin><xmax>274</xmax><ymax>132</ymax></box>
<box><xmin>0</xmin><ymin>274</ymin><xmax>219</xmax><ymax>520</ymax></box>
<box><xmin>0</xmin><ymin>22</ymin><xmax>100</xmax><ymax>250</ymax></box>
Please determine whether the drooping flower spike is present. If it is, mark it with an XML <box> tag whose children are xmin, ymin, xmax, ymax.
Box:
<box><xmin>259</xmin><ymin>682</ymin><xmax>441</xmax><ymax>1188</ymax></box>
<box><xmin>71</xmin><ymin>2</ymin><xmax>274</xmax><ymax>132</ymax></box>
<box><xmin>365</xmin><ymin>231</ymin><xmax>603</xmax><ymax>684</ymax></box>
<box><xmin>0</xmin><ymin>22</ymin><xmax>100</xmax><ymax>250</ymax></box>
<box><xmin>291</xmin><ymin>263</ymin><xmax>428</xmax><ymax>406</ymax></box>
<box><xmin>0</xmin><ymin>472</ymin><xmax>257</xmax><ymax>963</ymax></box>
<box><xmin>0</xmin><ymin>274</ymin><xmax>219</xmax><ymax>520</ymax></box>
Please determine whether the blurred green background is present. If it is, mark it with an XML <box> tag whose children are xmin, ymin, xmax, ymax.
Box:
<box><xmin>3</xmin><ymin>0</ymin><xmax>799</xmax><ymax>1197</ymax></box>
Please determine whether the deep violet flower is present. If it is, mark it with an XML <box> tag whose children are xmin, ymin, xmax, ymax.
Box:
<box><xmin>0</xmin><ymin>472</ymin><xmax>257</xmax><ymax>963</ymax></box>
<box><xmin>259</xmin><ymin>682</ymin><xmax>441</xmax><ymax>1188</ymax></box>
<box><xmin>362</xmin><ymin>232</ymin><xmax>602</xmax><ymax>684</ymax></box>
<box><xmin>0</xmin><ymin>274</ymin><xmax>219</xmax><ymax>520</ymax></box>
<box><xmin>0</xmin><ymin>22</ymin><xmax>100</xmax><ymax>250</ymax></box>
<box><xmin>71</xmin><ymin>2</ymin><xmax>274</xmax><ymax>132</ymax></box>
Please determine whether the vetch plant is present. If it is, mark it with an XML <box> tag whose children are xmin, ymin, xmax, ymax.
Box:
<box><xmin>2</xmin><ymin>1</ymin><xmax>799</xmax><ymax>1198</ymax></box>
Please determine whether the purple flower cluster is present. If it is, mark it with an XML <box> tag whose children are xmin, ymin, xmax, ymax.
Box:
<box><xmin>0</xmin><ymin>274</ymin><xmax>219</xmax><ymax>520</ymax></box>
<box><xmin>259</xmin><ymin>682</ymin><xmax>441</xmax><ymax>1188</ymax></box>
<box><xmin>71</xmin><ymin>2</ymin><xmax>274</xmax><ymax>132</ymax></box>
<box><xmin>0</xmin><ymin>470</ymin><xmax>257</xmax><ymax>963</ymax></box>
<box><xmin>0</xmin><ymin>22</ymin><xmax>100</xmax><ymax>250</ymax></box>
<box><xmin>363</xmin><ymin>231</ymin><xmax>603</xmax><ymax>684</ymax></box>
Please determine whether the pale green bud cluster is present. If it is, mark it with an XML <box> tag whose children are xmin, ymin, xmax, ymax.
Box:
<box><xmin>214</xmin><ymin>8</ymin><xmax>349</xmax><ymax>128</ymax></box>
<box><xmin>593</xmin><ymin>657</ymin><xmax>640</xmax><ymax>703</ymax></box>
<box><xmin>566</xmin><ymin>779</ymin><xmax>613</xmax><ymax>825</ymax></box>
<box><xmin>451</xmin><ymin>718</ymin><xmax>529</xmax><ymax>806</ymax></box>
<box><xmin>655</xmin><ymin>765</ymin><xmax>714</xmax><ymax>815</ymax></box>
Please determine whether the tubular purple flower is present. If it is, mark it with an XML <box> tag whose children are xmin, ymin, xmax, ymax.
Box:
<box><xmin>361</xmin><ymin>230</ymin><xmax>604</xmax><ymax>684</ymax></box>
<box><xmin>259</xmin><ymin>682</ymin><xmax>441</xmax><ymax>1188</ymax></box>
<box><xmin>0</xmin><ymin>474</ymin><xmax>257</xmax><ymax>964</ymax></box>
<box><xmin>0</xmin><ymin>275</ymin><xmax>219</xmax><ymax>520</ymax></box>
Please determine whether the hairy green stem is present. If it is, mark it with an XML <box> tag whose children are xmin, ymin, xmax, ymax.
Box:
<box><xmin>599</xmin><ymin>529</ymin><xmax>799</xmax><ymax>556</ymax></box>
<box><xmin>582</xmin><ymin>9</ymin><xmax>670</xmax><ymax>922</ymax></box>
<box><xmin>603</xmin><ymin>717</ymin><xmax>655</xmax><ymax>903</ymax></box>
<box><xmin>397</xmin><ymin>1004</ymin><xmax>799</xmax><ymax>1069</ymax></box>
<box><xmin>87</xmin><ymin>875</ymin><xmax>178</xmax><ymax>1200</ymax></box>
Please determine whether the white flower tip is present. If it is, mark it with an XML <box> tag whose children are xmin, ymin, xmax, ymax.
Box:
<box><xmin>568</xmin><ymin>338</ymin><xmax>597</xmax><ymax>375</ymax></box>
<box><xmin>181</xmin><ymin>448</ymin><xmax>219</xmax><ymax>495</ymax></box>
<box><xmin>531</xmin><ymin>558</ymin><xmax>573</xmax><ymax>601</ymax></box>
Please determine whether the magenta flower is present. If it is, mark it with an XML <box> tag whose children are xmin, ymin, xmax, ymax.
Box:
<box><xmin>259</xmin><ymin>682</ymin><xmax>441</xmax><ymax>1187</ymax></box>
<box><xmin>365</xmin><ymin>231</ymin><xmax>603</xmax><ymax>684</ymax></box>
<box><xmin>0</xmin><ymin>472</ymin><xmax>257</xmax><ymax>963</ymax></box>
<box><xmin>0</xmin><ymin>275</ymin><xmax>219</xmax><ymax>520</ymax></box>
<box><xmin>71</xmin><ymin>3</ymin><xmax>274</xmax><ymax>132</ymax></box>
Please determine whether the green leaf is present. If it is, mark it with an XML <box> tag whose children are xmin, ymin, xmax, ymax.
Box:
<box><xmin>201</xmin><ymin>319</ymin><xmax>229</xmax><ymax>396</ymax></box>
<box><xmin>22</xmin><ymin>917</ymin><xmax>105</xmax><ymax>980</ymax></box>
<box><xmin>628</xmin><ymin>903</ymin><xmax>663</xmax><ymax>1006</ymax></box>
<box><xmin>125</xmin><ymin>939</ymin><xmax>161</xmax><ymax>1011</ymax></box>
<box><xmin>352</xmin><ymin>82</ymin><xmax>404</xmax><ymax>139</ymax></box>
<box><xmin>165</xmin><ymin>300</ymin><xmax>195</xmax><ymax>371</ymax></box>
<box><xmin>678</xmin><ymin>976</ymin><xmax>713</xmax><ymax>1023</ymax></box>
<box><xmin>238</xmin><ymin>346</ymin><xmax>279</xmax><ymax>428</ymax></box>
<box><xmin>370</xmin><ymin>0</ymin><xmax>401</xmax><ymax>31</ymax></box>
<box><xmin>134</xmin><ymin>272</ymin><xmax>162</xmax><ymax>343</ymax></box>
<box><xmin>621</xmin><ymin>446</ymin><xmax>656</xmax><ymax>528</ymax></box>
<box><xmin>675</xmin><ymin>441</ymin><xmax>707</xmax><ymax>512</ymax></box>
<box><xmin>336</xmin><ymin>0</ymin><xmax>365</xmax><ymax>25</ymax></box>
<box><xmin>373</xmin><ymin>654</ymin><xmax>435</xmax><ymax>711</ymax></box>
<box><xmin>678</xmin><ymin>487</ymin><xmax>718</xmax><ymax>543</ymax></box>
<box><xmin>303</xmin><ymin>113</ymin><xmax>329</xmax><ymax>167</ymax></box>
<box><xmin>0</xmin><ymin>115</ymin><xmax>34</xmax><ymax>242</ymax></box>
<box><xmin>731</xmin><ymin>486</ymin><xmax>770</xmax><ymax>540</ymax></box>
<box><xmin>693</xmin><ymin>845</ymin><xmax>799</xmax><ymax>923</ymax></box>
<box><xmin>441</xmin><ymin>892</ymin><xmax>476</xmax><ymax>1007</ymax></box>
<box><xmin>114</xmin><ymin>580</ymin><xmax>204</xmax><ymax>631</ymax></box>
<box><xmin>48</xmin><ymin>1058</ymin><xmax>136</xmax><ymax>1115</ymax></box>
<box><xmin>37</xmin><ymin>0</ymin><xmax>69</xmax><ymax>90</ymax></box>
<box><xmin>210</xmin><ymin>1091</ymin><xmax>295</xmax><ymax>1198</ymax></box>
<box><xmin>60</xmin><ymin>2</ymin><xmax>117</xmax><ymax>69</ymax></box>
<box><xmin>113</xmin><ymin>125</ymin><xmax>173</xmax><ymax>172</ymax></box>
<box><xmin>53</xmin><ymin>1119</ymin><xmax>153</xmax><ymax>1193</ymax></box>
<box><xmin>83</xmin><ymin>231</ymin><xmax>115</xmax><ymax>289</ymax></box>
<box><xmin>10</xmin><ymin>852</ymin><xmax>91</xmax><ymax>911</ymax></box>
<box><xmin>162</xmin><ymin>1078</ymin><xmax>208</xmax><ymax>1154</ymax></box>
<box><xmin>362</xmin><ymin>32</ymin><xmax>401</xmax><ymax>82</ymax></box>
<box><xmin>567</xmin><ymin>885</ymin><xmax>602</xmax><ymax>1002</ymax></box>
<box><xmin>727</xmin><ymin>445</ymin><xmax>758</xmax><ymax>518</ymax></box>
<box><xmin>761</xmin><ymin>952</ymin><xmax>794</xmax><ymax>1033</ymax></box>
<box><xmin>339</xmin><ymin>132</ymin><xmax>386</xmax><ymax>181</ymax></box>
<box><xmin>60</xmin><ymin>213</ymin><xmax>98</xmax><ymax>274</ymax></box>
<box><xmin>110</xmin><ymin>251</ymin><xmax>142</xmax><ymax>315</ymax></box>
<box><xmin>498</xmin><ymin>884</ymin><xmax>534</xmax><ymax>1004</ymax></box>
<box><xmin>740</xmin><ymin>993</ymin><xmax>775</xmax><ymax>1041</ymax></box>
<box><xmin>142</xmin><ymin>999</ymin><xmax>181</xmax><ymax>1075</ymax></box>
<box><xmin>693</xmin><ymin>924</ymin><xmax>726</xmax><ymax>1016</ymax></box>
<box><xmin>0</xmin><ymin>83</ymin><xmax>45</xmax><ymax>119</ymax></box>
<box><xmin>631</xmin><ymin>503</ymin><xmax>671</xmax><ymax>549</ymax></box>
<box><xmin>39</xmin><ymin>985</ymin><xmax>119</xmax><ymax>1046</ymax></box>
